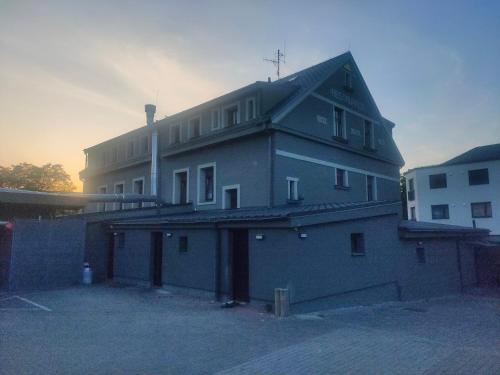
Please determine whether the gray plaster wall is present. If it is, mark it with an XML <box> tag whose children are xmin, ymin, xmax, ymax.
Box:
<box><xmin>248</xmin><ymin>215</ymin><xmax>402</xmax><ymax>312</ymax></box>
<box><xmin>113</xmin><ymin>230</ymin><xmax>152</xmax><ymax>286</ymax></box>
<box><xmin>160</xmin><ymin>134</ymin><xmax>270</xmax><ymax>209</ymax></box>
<box><xmin>273</xmin><ymin>132</ymin><xmax>400</xmax><ymax>205</ymax></box>
<box><xmin>7</xmin><ymin>218</ymin><xmax>86</xmax><ymax>291</ymax></box>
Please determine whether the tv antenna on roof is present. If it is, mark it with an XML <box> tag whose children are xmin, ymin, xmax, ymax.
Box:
<box><xmin>264</xmin><ymin>43</ymin><xmax>286</xmax><ymax>80</ymax></box>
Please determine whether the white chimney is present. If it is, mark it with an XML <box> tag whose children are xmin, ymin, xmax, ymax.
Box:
<box><xmin>145</xmin><ymin>104</ymin><xmax>159</xmax><ymax>197</ymax></box>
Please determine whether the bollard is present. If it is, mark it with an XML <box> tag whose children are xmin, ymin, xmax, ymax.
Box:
<box><xmin>274</xmin><ymin>288</ymin><xmax>290</xmax><ymax>318</ymax></box>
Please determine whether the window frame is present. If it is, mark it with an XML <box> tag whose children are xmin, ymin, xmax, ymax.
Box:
<box><xmin>170</xmin><ymin>123</ymin><xmax>181</xmax><ymax>145</ymax></box>
<box><xmin>366</xmin><ymin>175</ymin><xmax>377</xmax><ymax>201</ymax></box>
<box><xmin>429</xmin><ymin>173</ymin><xmax>447</xmax><ymax>189</ymax></box>
<box><xmin>132</xmin><ymin>177</ymin><xmax>145</xmax><ymax>209</ymax></box>
<box><xmin>245</xmin><ymin>97</ymin><xmax>256</xmax><ymax>121</ymax></box>
<box><xmin>468</xmin><ymin>168</ymin><xmax>489</xmax><ymax>186</ymax></box>
<box><xmin>363</xmin><ymin>120</ymin><xmax>374</xmax><ymax>149</ymax></box>
<box><xmin>431</xmin><ymin>204</ymin><xmax>450</xmax><ymax>220</ymax></box>
<box><xmin>188</xmin><ymin>116</ymin><xmax>202</xmax><ymax>139</ymax></box>
<box><xmin>114</xmin><ymin>181</ymin><xmax>126</xmax><ymax>211</ymax></box>
<box><xmin>222</xmin><ymin>102</ymin><xmax>241</xmax><ymax>128</ymax></box>
<box><xmin>333</xmin><ymin>106</ymin><xmax>347</xmax><ymax>139</ymax></box>
<box><xmin>471</xmin><ymin>202</ymin><xmax>492</xmax><ymax>218</ymax></box>
<box><xmin>286</xmin><ymin>177</ymin><xmax>299</xmax><ymax>201</ymax></box>
<box><xmin>335</xmin><ymin>168</ymin><xmax>349</xmax><ymax>188</ymax></box>
<box><xmin>350</xmin><ymin>233</ymin><xmax>365</xmax><ymax>256</ymax></box>
<box><xmin>97</xmin><ymin>185</ymin><xmax>108</xmax><ymax>212</ymax></box>
<box><xmin>211</xmin><ymin>108</ymin><xmax>221</xmax><ymax>130</ymax></box>
<box><xmin>172</xmin><ymin>168</ymin><xmax>190</xmax><ymax>205</ymax></box>
<box><xmin>197</xmin><ymin>162</ymin><xmax>217</xmax><ymax>205</ymax></box>
<box><xmin>410</xmin><ymin>206</ymin><xmax>416</xmax><ymax>221</ymax></box>
<box><xmin>222</xmin><ymin>184</ymin><xmax>240</xmax><ymax>209</ymax></box>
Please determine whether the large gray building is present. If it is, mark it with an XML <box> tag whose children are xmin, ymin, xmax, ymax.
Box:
<box><xmin>74</xmin><ymin>52</ymin><xmax>490</xmax><ymax>312</ymax></box>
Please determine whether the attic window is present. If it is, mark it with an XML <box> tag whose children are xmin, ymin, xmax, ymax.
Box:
<box><xmin>344</xmin><ymin>71</ymin><xmax>352</xmax><ymax>90</ymax></box>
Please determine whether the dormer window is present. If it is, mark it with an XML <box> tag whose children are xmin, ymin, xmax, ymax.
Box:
<box><xmin>246</xmin><ymin>98</ymin><xmax>256</xmax><ymax>121</ymax></box>
<box><xmin>189</xmin><ymin>117</ymin><xmax>201</xmax><ymax>139</ymax></box>
<box><xmin>344</xmin><ymin>71</ymin><xmax>352</xmax><ymax>90</ymax></box>
<box><xmin>211</xmin><ymin>109</ymin><xmax>220</xmax><ymax>130</ymax></box>
<box><xmin>171</xmin><ymin>124</ymin><xmax>181</xmax><ymax>144</ymax></box>
<box><xmin>224</xmin><ymin>103</ymin><xmax>240</xmax><ymax>127</ymax></box>
<box><xmin>141</xmin><ymin>136</ymin><xmax>149</xmax><ymax>153</ymax></box>
<box><xmin>127</xmin><ymin>141</ymin><xmax>134</xmax><ymax>158</ymax></box>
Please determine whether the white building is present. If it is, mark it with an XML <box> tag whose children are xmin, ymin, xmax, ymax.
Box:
<box><xmin>404</xmin><ymin>144</ymin><xmax>500</xmax><ymax>235</ymax></box>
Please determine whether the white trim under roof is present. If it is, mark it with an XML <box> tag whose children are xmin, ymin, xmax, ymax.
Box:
<box><xmin>197</xmin><ymin>162</ymin><xmax>217</xmax><ymax>205</ymax></box>
<box><xmin>222</xmin><ymin>184</ymin><xmax>240</xmax><ymax>209</ymax></box>
<box><xmin>276</xmin><ymin>149</ymin><xmax>399</xmax><ymax>182</ymax></box>
<box><xmin>172</xmin><ymin>168</ymin><xmax>190</xmax><ymax>204</ymax></box>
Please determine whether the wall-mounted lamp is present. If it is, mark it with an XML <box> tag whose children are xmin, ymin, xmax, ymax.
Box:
<box><xmin>255</xmin><ymin>234</ymin><xmax>265</xmax><ymax>240</ymax></box>
<box><xmin>298</xmin><ymin>233</ymin><xmax>308</xmax><ymax>239</ymax></box>
<box><xmin>417</xmin><ymin>241</ymin><xmax>423</xmax><ymax>246</ymax></box>
<box><xmin>166</xmin><ymin>233</ymin><xmax>173</xmax><ymax>238</ymax></box>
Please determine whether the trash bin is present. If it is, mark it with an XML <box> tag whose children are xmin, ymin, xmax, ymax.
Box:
<box><xmin>274</xmin><ymin>288</ymin><xmax>290</xmax><ymax>317</ymax></box>
<box><xmin>83</xmin><ymin>262</ymin><xmax>93</xmax><ymax>285</ymax></box>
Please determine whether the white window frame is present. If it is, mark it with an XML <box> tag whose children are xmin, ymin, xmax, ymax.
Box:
<box><xmin>211</xmin><ymin>108</ymin><xmax>221</xmax><ymax>130</ymax></box>
<box><xmin>333</xmin><ymin>106</ymin><xmax>347</xmax><ymax>139</ymax></box>
<box><xmin>335</xmin><ymin>168</ymin><xmax>349</xmax><ymax>187</ymax></box>
<box><xmin>188</xmin><ymin>116</ymin><xmax>202</xmax><ymax>139</ymax></box>
<box><xmin>286</xmin><ymin>177</ymin><xmax>299</xmax><ymax>200</ymax></box>
<box><xmin>366</xmin><ymin>175</ymin><xmax>377</xmax><ymax>201</ymax></box>
<box><xmin>132</xmin><ymin>176</ymin><xmax>145</xmax><ymax>209</ymax></box>
<box><xmin>364</xmin><ymin>120</ymin><xmax>375</xmax><ymax>148</ymax></box>
<box><xmin>222</xmin><ymin>184</ymin><xmax>240</xmax><ymax>209</ymax></box>
<box><xmin>222</xmin><ymin>102</ymin><xmax>241</xmax><ymax>127</ymax></box>
<box><xmin>114</xmin><ymin>181</ymin><xmax>126</xmax><ymax>210</ymax></box>
<box><xmin>245</xmin><ymin>97</ymin><xmax>256</xmax><ymax>121</ymax></box>
<box><xmin>97</xmin><ymin>184</ymin><xmax>108</xmax><ymax>212</ymax></box>
<box><xmin>170</xmin><ymin>123</ymin><xmax>181</xmax><ymax>145</ymax></box>
<box><xmin>172</xmin><ymin>168</ymin><xmax>190</xmax><ymax>204</ymax></box>
<box><xmin>197</xmin><ymin>162</ymin><xmax>216</xmax><ymax>205</ymax></box>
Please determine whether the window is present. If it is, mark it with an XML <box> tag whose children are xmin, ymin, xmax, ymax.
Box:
<box><xmin>179</xmin><ymin>236</ymin><xmax>188</xmax><ymax>252</ymax></box>
<box><xmin>223</xmin><ymin>185</ymin><xmax>240</xmax><ymax>209</ymax></box>
<box><xmin>198</xmin><ymin>163</ymin><xmax>216</xmax><ymax>204</ymax></box>
<box><xmin>117</xmin><ymin>233</ymin><xmax>125</xmax><ymax>249</ymax></box>
<box><xmin>363</xmin><ymin>120</ymin><xmax>374</xmax><ymax>149</ymax></box>
<box><xmin>431</xmin><ymin>204</ymin><xmax>449</xmax><ymax>220</ymax></box>
<box><xmin>429</xmin><ymin>173</ymin><xmax>447</xmax><ymax>189</ymax></box>
<box><xmin>416</xmin><ymin>247</ymin><xmax>426</xmax><ymax>263</ymax></box>
<box><xmin>173</xmin><ymin>169</ymin><xmax>189</xmax><ymax>204</ymax></box>
<box><xmin>366</xmin><ymin>175</ymin><xmax>376</xmax><ymax>201</ymax></box>
<box><xmin>141</xmin><ymin>136</ymin><xmax>149</xmax><ymax>153</ymax></box>
<box><xmin>170</xmin><ymin>124</ymin><xmax>181</xmax><ymax>144</ymax></box>
<box><xmin>287</xmin><ymin>177</ymin><xmax>299</xmax><ymax>201</ymax></box>
<box><xmin>344</xmin><ymin>70</ymin><xmax>352</xmax><ymax>89</ymax></box>
<box><xmin>246</xmin><ymin>98</ymin><xmax>256</xmax><ymax>121</ymax></box>
<box><xmin>97</xmin><ymin>185</ymin><xmax>107</xmax><ymax>212</ymax></box>
<box><xmin>224</xmin><ymin>104</ymin><xmax>240</xmax><ymax>127</ymax></box>
<box><xmin>111</xmin><ymin>148</ymin><xmax>117</xmax><ymax>163</ymax></box>
<box><xmin>127</xmin><ymin>141</ymin><xmax>134</xmax><ymax>158</ymax></box>
<box><xmin>189</xmin><ymin>117</ymin><xmax>201</xmax><ymax>139</ymax></box>
<box><xmin>211</xmin><ymin>109</ymin><xmax>220</xmax><ymax>130</ymax></box>
<box><xmin>100</xmin><ymin>151</ymin><xmax>107</xmax><ymax>167</ymax></box>
<box><xmin>333</xmin><ymin>107</ymin><xmax>346</xmax><ymax>139</ymax></box>
<box><xmin>114</xmin><ymin>182</ymin><xmax>125</xmax><ymax>210</ymax></box>
<box><xmin>410</xmin><ymin>207</ymin><xmax>416</xmax><ymax>221</ymax></box>
<box><xmin>335</xmin><ymin>168</ymin><xmax>348</xmax><ymax>188</ymax></box>
<box><xmin>407</xmin><ymin>178</ymin><xmax>415</xmax><ymax>201</ymax></box>
<box><xmin>468</xmin><ymin>169</ymin><xmax>489</xmax><ymax>185</ymax></box>
<box><xmin>133</xmin><ymin>178</ymin><xmax>144</xmax><ymax>209</ymax></box>
<box><xmin>471</xmin><ymin>202</ymin><xmax>492</xmax><ymax>218</ymax></box>
<box><xmin>351</xmin><ymin>233</ymin><xmax>365</xmax><ymax>256</ymax></box>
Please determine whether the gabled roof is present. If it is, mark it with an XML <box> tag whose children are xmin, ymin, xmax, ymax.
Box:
<box><xmin>442</xmin><ymin>143</ymin><xmax>500</xmax><ymax>166</ymax></box>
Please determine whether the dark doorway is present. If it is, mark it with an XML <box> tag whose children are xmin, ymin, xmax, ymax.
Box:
<box><xmin>151</xmin><ymin>232</ymin><xmax>163</xmax><ymax>286</ymax></box>
<box><xmin>179</xmin><ymin>172</ymin><xmax>188</xmax><ymax>204</ymax></box>
<box><xmin>107</xmin><ymin>234</ymin><xmax>114</xmax><ymax>279</ymax></box>
<box><xmin>231</xmin><ymin>229</ymin><xmax>249</xmax><ymax>301</ymax></box>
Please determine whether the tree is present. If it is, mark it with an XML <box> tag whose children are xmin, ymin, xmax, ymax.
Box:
<box><xmin>0</xmin><ymin>163</ymin><xmax>76</xmax><ymax>192</ymax></box>
<box><xmin>400</xmin><ymin>175</ymin><xmax>408</xmax><ymax>220</ymax></box>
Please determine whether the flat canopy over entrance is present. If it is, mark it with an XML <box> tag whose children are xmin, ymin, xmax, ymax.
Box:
<box><xmin>399</xmin><ymin>220</ymin><xmax>489</xmax><ymax>239</ymax></box>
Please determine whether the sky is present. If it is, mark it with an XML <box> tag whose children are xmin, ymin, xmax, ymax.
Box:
<box><xmin>1</xmin><ymin>0</ymin><xmax>499</xmax><ymax>191</ymax></box>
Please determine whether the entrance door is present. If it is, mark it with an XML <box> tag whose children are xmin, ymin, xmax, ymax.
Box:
<box><xmin>107</xmin><ymin>233</ymin><xmax>114</xmax><ymax>279</ymax></box>
<box><xmin>231</xmin><ymin>229</ymin><xmax>249</xmax><ymax>301</ymax></box>
<box><xmin>151</xmin><ymin>232</ymin><xmax>163</xmax><ymax>286</ymax></box>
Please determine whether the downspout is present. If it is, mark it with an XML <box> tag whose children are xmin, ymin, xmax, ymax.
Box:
<box><xmin>145</xmin><ymin>104</ymin><xmax>159</xmax><ymax>200</ymax></box>
<box><xmin>455</xmin><ymin>238</ymin><xmax>464</xmax><ymax>293</ymax></box>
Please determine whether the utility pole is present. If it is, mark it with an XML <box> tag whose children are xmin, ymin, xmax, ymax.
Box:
<box><xmin>264</xmin><ymin>46</ymin><xmax>286</xmax><ymax>80</ymax></box>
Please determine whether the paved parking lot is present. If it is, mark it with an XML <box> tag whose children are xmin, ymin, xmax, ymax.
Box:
<box><xmin>1</xmin><ymin>285</ymin><xmax>499</xmax><ymax>375</ymax></box>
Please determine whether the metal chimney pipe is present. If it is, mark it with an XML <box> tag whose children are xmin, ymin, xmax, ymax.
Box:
<box><xmin>145</xmin><ymin>104</ymin><xmax>159</xmax><ymax>197</ymax></box>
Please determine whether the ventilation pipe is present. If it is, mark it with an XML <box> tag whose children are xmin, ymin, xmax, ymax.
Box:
<box><xmin>145</xmin><ymin>104</ymin><xmax>158</xmax><ymax>197</ymax></box>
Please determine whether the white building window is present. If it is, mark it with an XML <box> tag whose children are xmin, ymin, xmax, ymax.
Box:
<box><xmin>97</xmin><ymin>185</ymin><xmax>107</xmax><ymax>212</ymax></box>
<box><xmin>172</xmin><ymin>168</ymin><xmax>189</xmax><ymax>204</ymax></box>
<box><xmin>334</xmin><ymin>107</ymin><xmax>346</xmax><ymax>139</ymax></box>
<box><xmin>211</xmin><ymin>109</ymin><xmax>221</xmax><ymax>130</ymax></box>
<box><xmin>132</xmin><ymin>177</ymin><xmax>145</xmax><ymax>209</ymax></box>
<box><xmin>223</xmin><ymin>102</ymin><xmax>240</xmax><ymax>127</ymax></box>
<box><xmin>114</xmin><ymin>182</ymin><xmax>125</xmax><ymax>211</ymax></box>
<box><xmin>189</xmin><ymin>117</ymin><xmax>201</xmax><ymax>139</ymax></box>
<box><xmin>197</xmin><ymin>163</ymin><xmax>216</xmax><ymax>205</ymax></box>
<box><xmin>366</xmin><ymin>175</ymin><xmax>376</xmax><ymax>201</ymax></box>
<box><xmin>335</xmin><ymin>168</ymin><xmax>349</xmax><ymax>188</ymax></box>
<box><xmin>246</xmin><ymin>97</ymin><xmax>256</xmax><ymax>121</ymax></box>
<box><xmin>170</xmin><ymin>124</ymin><xmax>181</xmax><ymax>144</ymax></box>
<box><xmin>222</xmin><ymin>184</ymin><xmax>240</xmax><ymax>209</ymax></box>
<box><xmin>287</xmin><ymin>177</ymin><xmax>299</xmax><ymax>201</ymax></box>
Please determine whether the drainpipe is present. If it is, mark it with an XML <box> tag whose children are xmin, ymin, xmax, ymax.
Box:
<box><xmin>145</xmin><ymin>104</ymin><xmax>158</xmax><ymax>199</ymax></box>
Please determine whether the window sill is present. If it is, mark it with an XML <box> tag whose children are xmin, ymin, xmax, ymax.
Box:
<box><xmin>335</xmin><ymin>185</ymin><xmax>350</xmax><ymax>191</ymax></box>
<box><xmin>332</xmin><ymin>136</ymin><xmax>348</xmax><ymax>144</ymax></box>
<box><xmin>287</xmin><ymin>198</ymin><xmax>303</xmax><ymax>204</ymax></box>
<box><xmin>351</xmin><ymin>252</ymin><xmax>365</xmax><ymax>257</ymax></box>
<box><xmin>197</xmin><ymin>201</ymin><xmax>216</xmax><ymax>206</ymax></box>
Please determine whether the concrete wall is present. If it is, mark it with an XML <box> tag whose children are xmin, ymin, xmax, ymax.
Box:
<box><xmin>7</xmin><ymin>218</ymin><xmax>86</xmax><ymax>291</ymax></box>
<box><xmin>113</xmin><ymin>230</ymin><xmax>152</xmax><ymax>286</ymax></box>
<box><xmin>0</xmin><ymin>226</ymin><xmax>12</xmax><ymax>290</ymax></box>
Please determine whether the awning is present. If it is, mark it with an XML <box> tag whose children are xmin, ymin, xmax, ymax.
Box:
<box><xmin>466</xmin><ymin>240</ymin><xmax>500</xmax><ymax>248</ymax></box>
